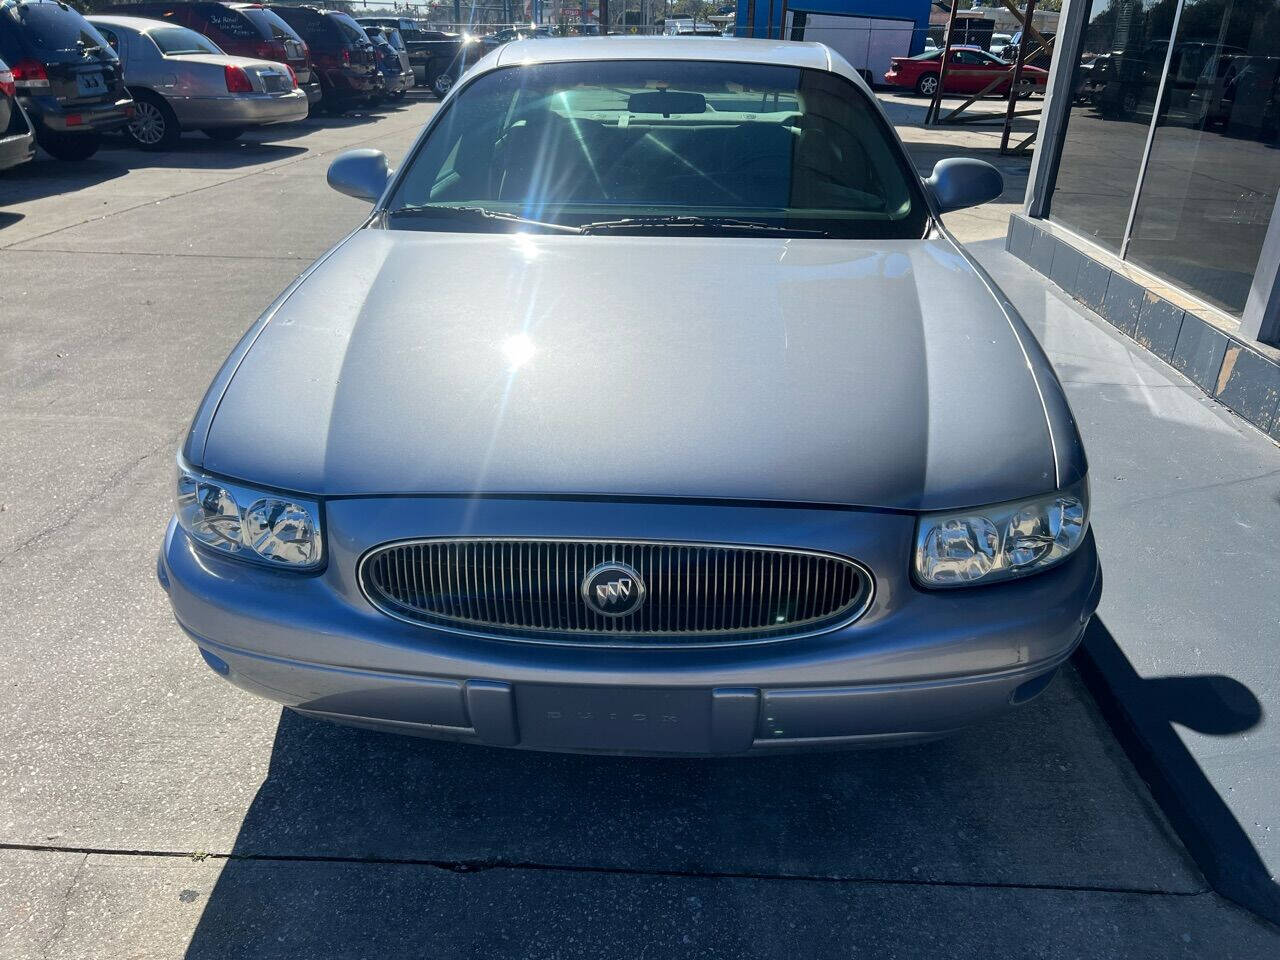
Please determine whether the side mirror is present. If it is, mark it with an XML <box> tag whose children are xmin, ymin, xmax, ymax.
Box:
<box><xmin>327</xmin><ymin>148</ymin><xmax>392</xmax><ymax>202</ymax></box>
<box><xmin>925</xmin><ymin>157</ymin><xmax>1004</xmax><ymax>213</ymax></box>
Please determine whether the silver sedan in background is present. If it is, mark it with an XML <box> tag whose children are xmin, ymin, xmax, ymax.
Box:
<box><xmin>87</xmin><ymin>15</ymin><xmax>307</xmax><ymax>149</ymax></box>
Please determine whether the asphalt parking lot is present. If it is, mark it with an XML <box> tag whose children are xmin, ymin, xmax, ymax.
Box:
<box><xmin>1</xmin><ymin>93</ymin><xmax>1278</xmax><ymax>958</ymax></box>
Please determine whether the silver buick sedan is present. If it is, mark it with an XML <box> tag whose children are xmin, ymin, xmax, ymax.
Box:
<box><xmin>159</xmin><ymin>37</ymin><xmax>1101</xmax><ymax>755</ymax></box>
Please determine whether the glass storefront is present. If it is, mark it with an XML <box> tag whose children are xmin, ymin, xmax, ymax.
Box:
<box><xmin>1047</xmin><ymin>0</ymin><xmax>1280</xmax><ymax>316</ymax></box>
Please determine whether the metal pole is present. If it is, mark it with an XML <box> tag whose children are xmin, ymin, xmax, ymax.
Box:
<box><xmin>926</xmin><ymin>0</ymin><xmax>958</xmax><ymax>125</ymax></box>
<box><xmin>599</xmin><ymin>0</ymin><xmax>608</xmax><ymax>32</ymax></box>
<box><xmin>1000</xmin><ymin>0</ymin><xmax>1036</xmax><ymax>152</ymax></box>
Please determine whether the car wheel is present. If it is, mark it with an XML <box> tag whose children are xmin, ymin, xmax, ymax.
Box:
<box><xmin>126</xmin><ymin>92</ymin><xmax>181</xmax><ymax>151</ymax></box>
<box><xmin>433</xmin><ymin>72</ymin><xmax>454</xmax><ymax>98</ymax></box>
<box><xmin>202</xmin><ymin>127</ymin><xmax>245</xmax><ymax>142</ymax></box>
<box><xmin>915</xmin><ymin>73</ymin><xmax>939</xmax><ymax>97</ymax></box>
<box><xmin>1121</xmin><ymin>89</ymin><xmax>1139</xmax><ymax>115</ymax></box>
<box><xmin>36</xmin><ymin>129</ymin><xmax>102</xmax><ymax>161</ymax></box>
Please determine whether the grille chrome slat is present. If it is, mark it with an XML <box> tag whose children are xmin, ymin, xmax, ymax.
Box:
<box><xmin>360</xmin><ymin>538</ymin><xmax>873</xmax><ymax>645</ymax></box>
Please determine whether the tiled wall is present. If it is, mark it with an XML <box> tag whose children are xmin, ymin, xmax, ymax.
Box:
<box><xmin>1007</xmin><ymin>214</ymin><xmax>1280</xmax><ymax>443</ymax></box>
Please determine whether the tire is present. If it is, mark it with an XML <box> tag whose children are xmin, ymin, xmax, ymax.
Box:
<box><xmin>915</xmin><ymin>73</ymin><xmax>940</xmax><ymax>97</ymax></box>
<box><xmin>126</xmin><ymin>92</ymin><xmax>181</xmax><ymax>150</ymax></box>
<box><xmin>36</xmin><ymin>129</ymin><xmax>102</xmax><ymax>161</ymax></box>
<box><xmin>202</xmin><ymin>127</ymin><xmax>245</xmax><ymax>141</ymax></box>
<box><xmin>432</xmin><ymin>71</ymin><xmax>454</xmax><ymax>98</ymax></box>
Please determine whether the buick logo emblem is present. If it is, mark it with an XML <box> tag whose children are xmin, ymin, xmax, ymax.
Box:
<box><xmin>582</xmin><ymin>562</ymin><xmax>646</xmax><ymax>617</ymax></box>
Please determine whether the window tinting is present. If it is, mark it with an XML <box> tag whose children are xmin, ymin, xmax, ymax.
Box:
<box><xmin>4</xmin><ymin>2</ymin><xmax>113</xmax><ymax>57</ymax></box>
<box><xmin>238</xmin><ymin>7</ymin><xmax>302</xmax><ymax>44</ymax></box>
<box><xmin>388</xmin><ymin>60</ymin><xmax>928</xmax><ymax>239</ymax></box>
<box><xmin>149</xmin><ymin>24</ymin><xmax>221</xmax><ymax>56</ymax></box>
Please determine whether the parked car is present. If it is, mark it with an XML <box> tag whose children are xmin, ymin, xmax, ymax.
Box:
<box><xmin>270</xmin><ymin>5</ymin><xmax>377</xmax><ymax>111</ymax></box>
<box><xmin>161</xmin><ymin>38</ymin><xmax>1099</xmax><ymax>756</ymax></box>
<box><xmin>0</xmin><ymin>0</ymin><xmax>133</xmax><ymax>160</ymax></box>
<box><xmin>989</xmin><ymin>32</ymin><xmax>1012</xmax><ymax>59</ymax></box>
<box><xmin>0</xmin><ymin>55</ymin><xmax>36</xmax><ymax>171</ymax></box>
<box><xmin>363</xmin><ymin>25</ymin><xmax>410</xmax><ymax>100</ymax></box>
<box><xmin>884</xmin><ymin>47</ymin><xmax>1047</xmax><ymax>97</ymax></box>
<box><xmin>357</xmin><ymin>19</ymin><xmax>477</xmax><ymax>98</ymax></box>
<box><xmin>109</xmin><ymin>2</ymin><xmax>320</xmax><ymax>109</ymax></box>
<box><xmin>87</xmin><ymin>15</ymin><xmax>306</xmax><ymax>149</ymax></box>
<box><xmin>479</xmin><ymin>26</ymin><xmax>548</xmax><ymax>53</ymax></box>
<box><xmin>1188</xmin><ymin>54</ymin><xmax>1280</xmax><ymax>140</ymax></box>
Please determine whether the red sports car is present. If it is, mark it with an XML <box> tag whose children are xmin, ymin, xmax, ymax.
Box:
<box><xmin>884</xmin><ymin>47</ymin><xmax>1048</xmax><ymax>97</ymax></box>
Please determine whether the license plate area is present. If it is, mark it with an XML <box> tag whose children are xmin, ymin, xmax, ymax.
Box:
<box><xmin>75</xmin><ymin>71</ymin><xmax>105</xmax><ymax>97</ymax></box>
<box><xmin>515</xmin><ymin>685</ymin><xmax>712</xmax><ymax>754</ymax></box>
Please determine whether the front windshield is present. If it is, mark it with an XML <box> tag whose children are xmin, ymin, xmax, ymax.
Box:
<box><xmin>386</xmin><ymin>59</ymin><xmax>929</xmax><ymax>239</ymax></box>
<box><xmin>149</xmin><ymin>25</ymin><xmax>222</xmax><ymax>56</ymax></box>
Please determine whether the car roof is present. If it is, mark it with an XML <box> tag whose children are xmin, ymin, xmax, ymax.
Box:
<box><xmin>494</xmin><ymin>36</ymin><xmax>835</xmax><ymax>73</ymax></box>
<box><xmin>87</xmin><ymin>13</ymin><xmax>177</xmax><ymax>32</ymax></box>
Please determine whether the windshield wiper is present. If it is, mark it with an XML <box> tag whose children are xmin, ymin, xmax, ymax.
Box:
<box><xmin>579</xmin><ymin>215</ymin><xmax>828</xmax><ymax>237</ymax></box>
<box><xmin>391</xmin><ymin>205</ymin><xmax>582</xmax><ymax>234</ymax></box>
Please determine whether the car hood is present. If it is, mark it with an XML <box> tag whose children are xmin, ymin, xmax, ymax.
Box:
<box><xmin>197</xmin><ymin>229</ymin><xmax>1066</xmax><ymax>511</ymax></box>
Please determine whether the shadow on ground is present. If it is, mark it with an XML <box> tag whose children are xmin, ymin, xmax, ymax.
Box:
<box><xmin>1075</xmin><ymin>617</ymin><xmax>1277</xmax><ymax>922</ymax></box>
<box><xmin>176</xmin><ymin>649</ymin><xmax>1241</xmax><ymax>957</ymax></box>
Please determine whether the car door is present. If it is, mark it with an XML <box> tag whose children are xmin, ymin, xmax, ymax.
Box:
<box><xmin>945</xmin><ymin>49</ymin><xmax>988</xmax><ymax>93</ymax></box>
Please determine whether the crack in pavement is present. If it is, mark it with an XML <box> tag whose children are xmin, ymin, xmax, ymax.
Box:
<box><xmin>0</xmin><ymin>424</ymin><xmax>184</xmax><ymax>569</ymax></box>
<box><xmin>37</xmin><ymin>851</ymin><xmax>87</xmax><ymax>960</ymax></box>
<box><xmin>0</xmin><ymin>842</ymin><xmax>1210</xmax><ymax>899</ymax></box>
<box><xmin>0</xmin><ymin>248</ymin><xmax>312</xmax><ymax>261</ymax></box>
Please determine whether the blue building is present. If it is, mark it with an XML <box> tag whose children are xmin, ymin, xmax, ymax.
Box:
<box><xmin>736</xmin><ymin>0</ymin><xmax>934</xmax><ymax>59</ymax></box>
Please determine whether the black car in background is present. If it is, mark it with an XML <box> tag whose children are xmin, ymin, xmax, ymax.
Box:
<box><xmin>355</xmin><ymin>17</ymin><xmax>477</xmax><ymax>97</ymax></box>
<box><xmin>270</xmin><ymin>5</ymin><xmax>377</xmax><ymax>111</ymax></box>
<box><xmin>0</xmin><ymin>0</ymin><xmax>132</xmax><ymax>160</ymax></box>
<box><xmin>109</xmin><ymin>2</ymin><xmax>321</xmax><ymax>108</ymax></box>
<box><xmin>0</xmin><ymin>55</ymin><xmax>36</xmax><ymax>171</ymax></box>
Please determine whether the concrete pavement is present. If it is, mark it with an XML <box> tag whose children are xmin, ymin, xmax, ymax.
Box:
<box><xmin>1</xmin><ymin>92</ymin><xmax>1277</xmax><ymax>957</ymax></box>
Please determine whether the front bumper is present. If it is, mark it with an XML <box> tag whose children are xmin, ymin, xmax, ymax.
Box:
<box><xmin>159</xmin><ymin>497</ymin><xmax>1101</xmax><ymax>755</ymax></box>
<box><xmin>23</xmin><ymin>95</ymin><xmax>133</xmax><ymax>133</ymax></box>
<box><xmin>171</xmin><ymin>90</ymin><xmax>309</xmax><ymax>129</ymax></box>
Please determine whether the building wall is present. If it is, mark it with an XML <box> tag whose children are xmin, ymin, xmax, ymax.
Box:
<box><xmin>736</xmin><ymin>0</ymin><xmax>933</xmax><ymax>54</ymax></box>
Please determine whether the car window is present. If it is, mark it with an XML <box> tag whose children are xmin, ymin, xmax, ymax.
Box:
<box><xmin>910</xmin><ymin>50</ymin><xmax>942</xmax><ymax>61</ymax></box>
<box><xmin>202</xmin><ymin>6</ymin><xmax>263</xmax><ymax>40</ymax></box>
<box><xmin>3</xmin><ymin>2</ymin><xmax>113</xmax><ymax>57</ymax></box>
<box><xmin>328</xmin><ymin>13</ymin><xmax>368</xmax><ymax>45</ymax></box>
<box><xmin>387</xmin><ymin>60</ymin><xmax>929</xmax><ymax>240</ymax></box>
<box><xmin>148</xmin><ymin>25</ymin><xmax>222</xmax><ymax>56</ymax></box>
<box><xmin>278</xmin><ymin>11</ymin><xmax>333</xmax><ymax>46</ymax></box>
<box><xmin>237</xmin><ymin>7</ymin><xmax>301</xmax><ymax>43</ymax></box>
<box><xmin>385</xmin><ymin>28</ymin><xmax>405</xmax><ymax>51</ymax></box>
<box><xmin>97</xmin><ymin>25</ymin><xmax>120</xmax><ymax>53</ymax></box>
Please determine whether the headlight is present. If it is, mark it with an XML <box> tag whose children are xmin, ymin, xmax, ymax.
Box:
<box><xmin>175</xmin><ymin>458</ymin><xmax>323</xmax><ymax>570</ymax></box>
<box><xmin>914</xmin><ymin>479</ymin><xmax>1088</xmax><ymax>587</ymax></box>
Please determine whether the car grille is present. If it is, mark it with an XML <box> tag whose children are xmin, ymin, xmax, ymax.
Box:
<box><xmin>359</xmin><ymin>538</ymin><xmax>873</xmax><ymax>644</ymax></box>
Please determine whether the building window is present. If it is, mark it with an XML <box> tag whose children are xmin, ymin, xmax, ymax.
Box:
<box><xmin>1125</xmin><ymin>0</ymin><xmax>1280</xmax><ymax>315</ymax></box>
<box><xmin>1048</xmin><ymin>0</ymin><xmax>1179</xmax><ymax>253</ymax></box>
<box><xmin>1046</xmin><ymin>0</ymin><xmax>1280</xmax><ymax>318</ymax></box>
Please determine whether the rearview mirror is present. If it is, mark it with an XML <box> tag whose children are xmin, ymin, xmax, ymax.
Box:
<box><xmin>925</xmin><ymin>157</ymin><xmax>1003</xmax><ymax>213</ymax></box>
<box><xmin>627</xmin><ymin>90</ymin><xmax>706</xmax><ymax>116</ymax></box>
<box><xmin>327</xmin><ymin>148</ymin><xmax>392</xmax><ymax>202</ymax></box>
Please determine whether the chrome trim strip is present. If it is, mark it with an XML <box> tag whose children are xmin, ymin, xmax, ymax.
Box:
<box><xmin>356</xmin><ymin>537</ymin><xmax>877</xmax><ymax>649</ymax></box>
